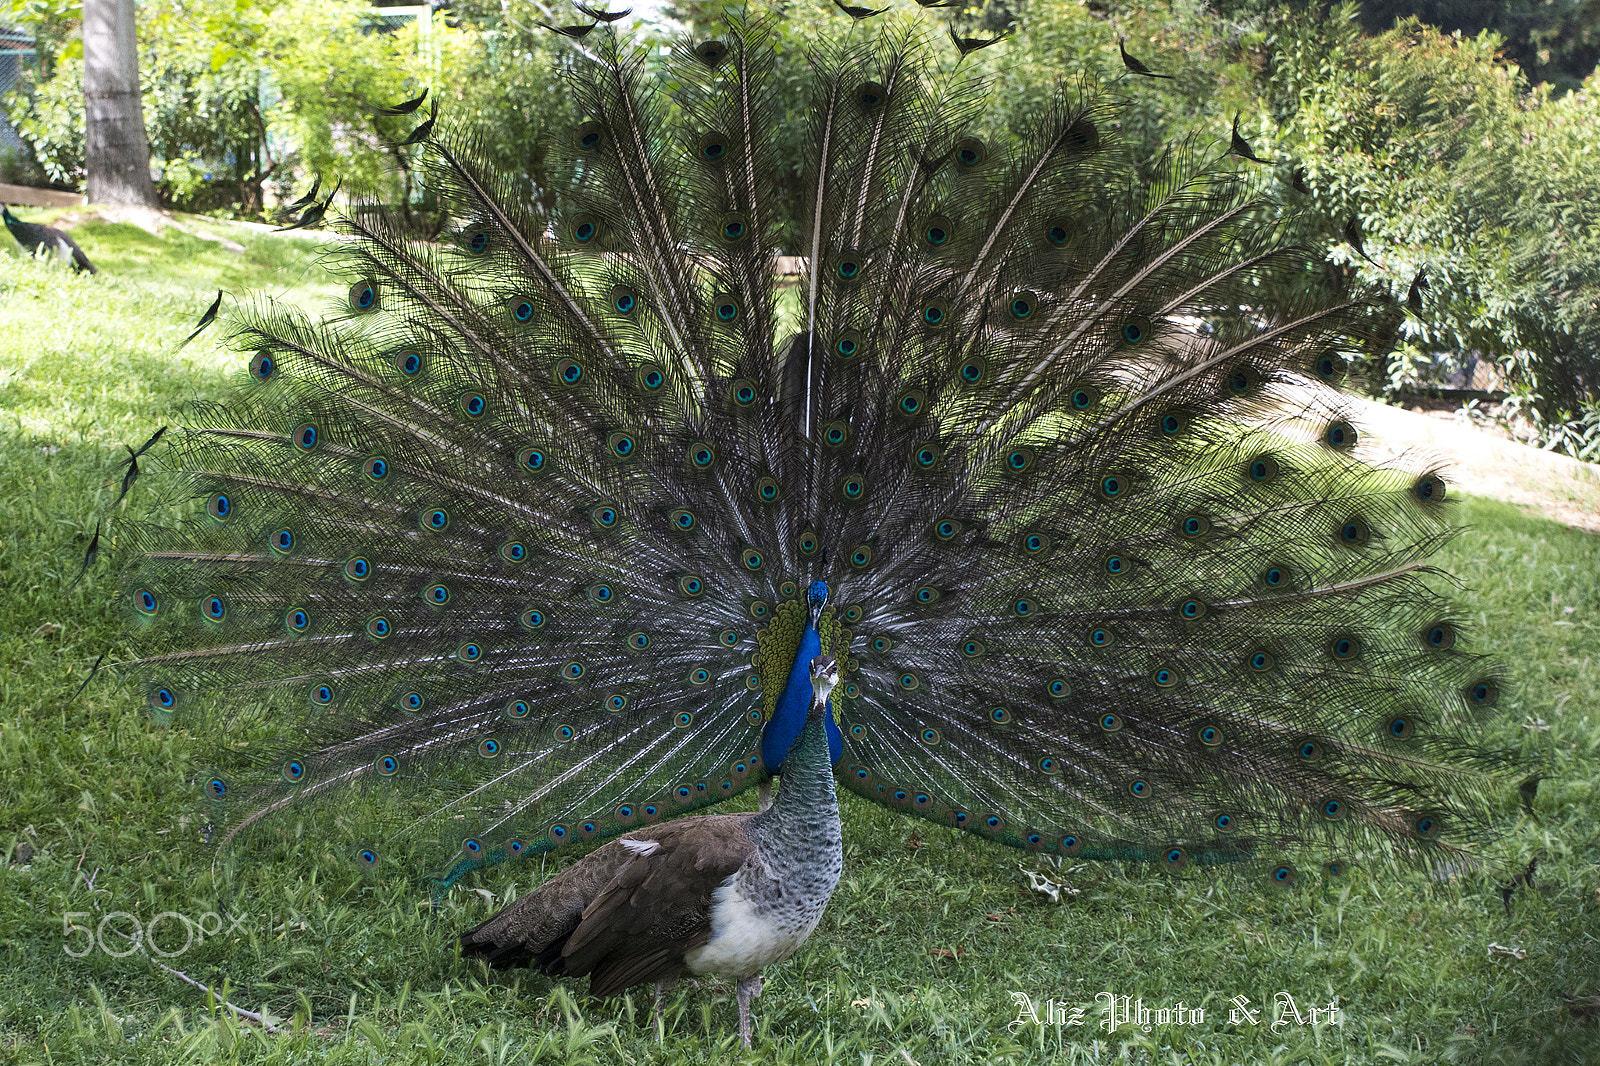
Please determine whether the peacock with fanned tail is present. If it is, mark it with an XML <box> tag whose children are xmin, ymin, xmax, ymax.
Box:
<box><xmin>121</xmin><ymin>12</ymin><xmax>1511</xmax><ymax>915</ymax></box>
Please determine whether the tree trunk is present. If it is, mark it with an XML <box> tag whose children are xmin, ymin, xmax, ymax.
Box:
<box><xmin>83</xmin><ymin>0</ymin><xmax>159</xmax><ymax>207</ymax></box>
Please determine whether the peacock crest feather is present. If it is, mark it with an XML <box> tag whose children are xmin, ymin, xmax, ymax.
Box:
<box><xmin>121</xmin><ymin>13</ymin><xmax>1510</xmax><ymax>892</ymax></box>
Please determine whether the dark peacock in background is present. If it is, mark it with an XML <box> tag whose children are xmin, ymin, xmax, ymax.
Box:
<box><xmin>4</xmin><ymin>205</ymin><xmax>97</xmax><ymax>274</ymax></box>
<box><xmin>120</xmin><ymin>11</ymin><xmax>1511</xmax><ymax>917</ymax></box>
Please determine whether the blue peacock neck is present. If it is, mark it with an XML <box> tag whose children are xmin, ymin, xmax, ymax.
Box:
<box><xmin>759</xmin><ymin>581</ymin><xmax>844</xmax><ymax>773</ymax></box>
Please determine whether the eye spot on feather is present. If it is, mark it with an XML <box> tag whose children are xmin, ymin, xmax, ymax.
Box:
<box><xmin>574</xmin><ymin>121</ymin><xmax>605</xmax><ymax>151</ymax></box>
<box><xmin>1324</xmin><ymin>421</ymin><xmax>1357</xmax><ymax>449</ymax></box>
<box><xmin>348</xmin><ymin>280</ymin><xmax>378</xmax><ymax>312</ymax></box>
<box><xmin>856</xmin><ymin>81</ymin><xmax>887</xmax><ymax>110</ymax></box>
<box><xmin>1338</xmin><ymin>517</ymin><xmax>1370</xmax><ymax>546</ymax></box>
<box><xmin>518</xmin><ymin>447</ymin><xmax>547</xmax><ymax>474</ymax></box>
<box><xmin>718</xmin><ymin>212</ymin><xmax>751</xmax><ymax>245</ymax></box>
<box><xmin>1005</xmin><ymin>447</ymin><xmax>1035</xmax><ymax>473</ymax></box>
<box><xmin>1245</xmin><ymin>454</ymin><xmax>1280</xmax><ymax>483</ymax></box>
<box><xmin>713</xmin><ymin>293</ymin><xmax>743</xmax><ymax>325</ymax></box>
<box><xmin>569</xmin><ymin>215</ymin><xmax>601</xmax><ymax>246</ymax></box>
<box><xmin>1225</xmin><ymin>366</ymin><xmax>1261</xmax><ymax>396</ymax></box>
<box><xmin>1308</xmin><ymin>347</ymin><xmax>1344</xmax><ymax>382</ymax></box>
<box><xmin>553</xmin><ymin>358</ymin><xmax>584</xmax><ymax>386</ymax></box>
<box><xmin>607</xmin><ymin>431</ymin><xmax>638</xmax><ymax>460</ymax></box>
<box><xmin>1385</xmin><ymin>716</ymin><xmax>1416</xmax><ymax>740</ymax></box>
<box><xmin>954</xmin><ymin>137</ymin><xmax>987</xmax><ymax>169</ymax></box>
<box><xmin>693</xmin><ymin>39</ymin><xmax>728</xmax><ymax>65</ymax></box>
<box><xmin>1414</xmin><ymin>474</ymin><xmax>1447</xmax><ymax>501</ymax></box>
<box><xmin>1423</xmin><ymin>622</ymin><xmax>1457</xmax><ymax>650</ymax></box>
<box><xmin>1261</xmin><ymin>564</ymin><xmax>1291</xmax><ymax>589</ymax></box>
<box><xmin>696</xmin><ymin>131</ymin><xmax>730</xmax><ymax>162</ymax></box>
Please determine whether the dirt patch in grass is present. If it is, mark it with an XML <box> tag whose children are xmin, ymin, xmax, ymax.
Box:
<box><xmin>1347</xmin><ymin>395</ymin><xmax>1600</xmax><ymax>535</ymax></box>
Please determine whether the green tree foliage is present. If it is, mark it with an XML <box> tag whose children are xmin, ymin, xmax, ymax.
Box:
<box><xmin>991</xmin><ymin>1</ymin><xmax>1599</xmax><ymax>457</ymax></box>
<box><xmin>1264</xmin><ymin>4</ymin><xmax>1600</xmax><ymax>455</ymax></box>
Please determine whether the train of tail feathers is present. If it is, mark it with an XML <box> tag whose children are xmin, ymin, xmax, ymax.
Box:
<box><xmin>114</xmin><ymin>4</ymin><xmax>1517</xmax><ymax>1044</ymax></box>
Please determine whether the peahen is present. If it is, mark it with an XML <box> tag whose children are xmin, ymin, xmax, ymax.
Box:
<box><xmin>121</xmin><ymin>10</ymin><xmax>1510</xmax><ymax>960</ymax></box>
<box><xmin>4</xmin><ymin>205</ymin><xmax>97</xmax><ymax>274</ymax></box>
<box><xmin>459</xmin><ymin>650</ymin><xmax>843</xmax><ymax>1048</ymax></box>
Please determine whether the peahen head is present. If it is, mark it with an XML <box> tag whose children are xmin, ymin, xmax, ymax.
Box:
<box><xmin>808</xmin><ymin>655</ymin><xmax>839</xmax><ymax>710</ymax></box>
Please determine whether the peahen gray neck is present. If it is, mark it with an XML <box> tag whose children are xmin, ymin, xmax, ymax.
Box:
<box><xmin>749</xmin><ymin>683</ymin><xmax>842</xmax><ymax>891</ymax></box>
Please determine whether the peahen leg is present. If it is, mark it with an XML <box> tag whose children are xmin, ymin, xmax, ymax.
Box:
<box><xmin>735</xmin><ymin>973</ymin><xmax>763</xmax><ymax>1049</ymax></box>
<box><xmin>652</xmin><ymin>978</ymin><xmax>672</xmax><ymax>1035</ymax></box>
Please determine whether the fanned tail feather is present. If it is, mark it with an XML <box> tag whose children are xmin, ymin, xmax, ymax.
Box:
<box><xmin>120</xmin><ymin>15</ymin><xmax>1510</xmax><ymax>889</ymax></box>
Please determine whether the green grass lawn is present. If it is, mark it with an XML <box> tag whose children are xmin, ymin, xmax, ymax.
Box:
<box><xmin>1</xmin><ymin>220</ymin><xmax>1598</xmax><ymax>1065</ymax></box>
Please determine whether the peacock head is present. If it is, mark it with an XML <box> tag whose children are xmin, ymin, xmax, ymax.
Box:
<box><xmin>807</xmin><ymin>580</ymin><xmax>829</xmax><ymax>627</ymax></box>
<box><xmin>808</xmin><ymin>655</ymin><xmax>839</xmax><ymax>707</ymax></box>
